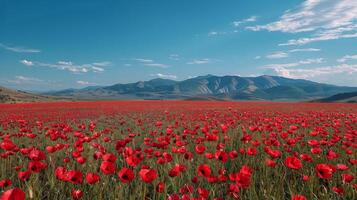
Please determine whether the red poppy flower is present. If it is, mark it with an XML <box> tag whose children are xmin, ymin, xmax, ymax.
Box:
<box><xmin>125</xmin><ymin>155</ymin><xmax>140</xmax><ymax>167</ymax></box>
<box><xmin>302</xmin><ymin>175</ymin><xmax>310</xmax><ymax>182</ymax></box>
<box><xmin>0</xmin><ymin>179</ymin><xmax>12</xmax><ymax>188</ymax></box>
<box><xmin>100</xmin><ymin>161</ymin><xmax>115</xmax><ymax>175</ymax></box>
<box><xmin>102</xmin><ymin>153</ymin><xmax>117</xmax><ymax>163</ymax></box>
<box><xmin>215</xmin><ymin>151</ymin><xmax>229</xmax><ymax>163</ymax></box>
<box><xmin>156</xmin><ymin>182</ymin><xmax>165</xmax><ymax>193</ymax></box>
<box><xmin>72</xmin><ymin>189</ymin><xmax>83</xmax><ymax>199</ymax></box>
<box><xmin>118</xmin><ymin>168</ymin><xmax>135</xmax><ymax>183</ymax></box>
<box><xmin>341</xmin><ymin>174</ymin><xmax>354</xmax><ymax>183</ymax></box>
<box><xmin>67</xmin><ymin>170</ymin><xmax>83</xmax><ymax>184</ymax></box>
<box><xmin>195</xmin><ymin>145</ymin><xmax>206</xmax><ymax>154</ymax></box>
<box><xmin>336</xmin><ymin>164</ymin><xmax>349</xmax><ymax>171</ymax></box>
<box><xmin>247</xmin><ymin>147</ymin><xmax>257</xmax><ymax>156</ymax></box>
<box><xmin>55</xmin><ymin>167</ymin><xmax>68</xmax><ymax>181</ymax></box>
<box><xmin>86</xmin><ymin>173</ymin><xmax>100</xmax><ymax>184</ymax></box>
<box><xmin>28</xmin><ymin>161</ymin><xmax>47</xmax><ymax>173</ymax></box>
<box><xmin>169</xmin><ymin>165</ymin><xmax>182</xmax><ymax>177</ymax></box>
<box><xmin>316</xmin><ymin>164</ymin><xmax>334</xmax><ymax>179</ymax></box>
<box><xmin>284</xmin><ymin>156</ymin><xmax>302</xmax><ymax>170</ymax></box>
<box><xmin>291</xmin><ymin>194</ymin><xmax>307</xmax><ymax>200</ymax></box>
<box><xmin>236</xmin><ymin>165</ymin><xmax>253</xmax><ymax>189</ymax></box>
<box><xmin>0</xmin><ymin>188</ymin><xmax>25</xmax><ymax>200</ymax></box>
<box><xmin>139</xmin><ymin>168</ymin><xmax>157</xmax><ymax>183</ymax></box>
<box><xmin>197</xmin><ymin>164</ymin><xmax>211</xmax><ymax>177</ymax></box>
<box><xmin>0</xmin><ymin>140</ymin><xmax>16</xmax><ymax>151</ymax></box>
<box><xmin>198</xmin><ymin>187</ymin><xmax>209</xmax><ymax>198</ymax></box>
<box><xmin>18</xmin><ymin>171</ymin><xmax>31</xmax><ymax>182</ymax></box>
<box><xmin>28</xmin><ymin>148</ymin><xmax>46</xmax><ymax>161</ymax></box>
<box><xmin>332</xmin><ymin>186</ymin><xmax>344</xmax><ymax>195</ymax></box>
<box><xmin>265</xmin><ymin>158</ymin><xmax>276</xmax><ymax>167</ymax></box>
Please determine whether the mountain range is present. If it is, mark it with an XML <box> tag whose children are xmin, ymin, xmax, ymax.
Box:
<box><xmin>43</xmin><ymin>75</ymin><xmax>357</xmax><ymax>101</ymax></box>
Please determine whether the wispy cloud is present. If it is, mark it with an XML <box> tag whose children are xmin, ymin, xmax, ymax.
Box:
<box><xmin>20</xmin><ymin>59</ymin><xmax>34</xmax><ymax>66</ymax></box>
<box><xmin>337</xmin><ymin>54</ymin><xmax>357</xmax><ymax>62</ymax></box>
<box><xmin>208</xmin><ymin>16</ymin><xmax>258</xmax><ymax>37</ymax></box>
<box><xmin>187</xmin><ymin>58</ymin><xmax>214</xmax><ymax>65</ymax></box>
<box><xmin>264</xmin><ymin>58</ymin><xmax>324</xmax><ymax>69</ymax></box>
<box><xmin>20</xmin><ymin>60</ymin><xmax>108</xmax><ymax>73</ymax></box>
<box><xmin>0</xmin><ymin>43</ymin><xmax>41</xmax><ymax>53</ymax></box>
<box><xmin>266</xmin><ymin>51</ymin><xmax>288</xmax><ymax>59</ymax></box>
<box><xmin>246</xmin><ymin>0</ymin><xmax>357</xmax><ymax>45</ymax></box>
<box><xmin>269</xmin><ymin>63</ymin><xmax>357</xmax><ymax>79</ymax></box>
<box><xmin>76</xmin><ymin>80</ymin><xmax>96</xmax><ymax>85</ymax></box>
<box><xmin>91</xmin><ymin>61</ymin><xmax>111</xmax><ymax>67</ymax></box>
<box><xmin>134</xmin><ymin>58</ymin><xmax>154</xmax><ymax>63</ymax></box>
<box><xmin>233</xmin><ymin>16</ymin><xmax>257</xmax><ymax>27</ymax></box>
<box><xmin>134</xmin><ymin>58</ymin><xmax>170</xmax><ymax>68</ymax></box>
<box><xmin>151</xmin><ymin>73</ymin><xmax>177</xmax><ymax>80</ymax></box>
<box><xmin>15</xmin><ymin>75</ymin><xmax>43</xmax><ymax>82</ymax></box>
<box><xmin>260</xmin><ymin>58</ymin><xmax>357</xmax><ymax>80</ymax></box>
<box><xmin>289</xmin><ymin>48</ymin><xmax>321</xmax><ymax>52</ymax></box>
<box><xmin>208</xmin><ymin>31</ymin><xmax>227</xmax><ymax>37</ymax></box>
<box><xmin>4</xmin><ymin>75</ymin><xmax>43</xmax><ymax>85</ymax></box>
<box><xmin>254</xmin><ymin>56</ymin><xmax>261</xmax><ymax>60</ymax></box>
<box><xmin>144</xmin><ymin>63</ymin><xmax>170</xmax><ymax>68</ymax></box>
<box><xmin>265</xmin><ymin>48</ymin><xmax>320</xmax><ymax>59</ymax></box>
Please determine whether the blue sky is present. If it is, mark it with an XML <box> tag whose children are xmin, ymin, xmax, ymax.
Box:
<box><xmin>0</xmin><ymin>0</ymin><xmax>356</xmax><ymax>91</ymax></box>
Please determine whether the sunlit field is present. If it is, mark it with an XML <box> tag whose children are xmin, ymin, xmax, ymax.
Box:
<box><xmin>0</xmin><ymin>101</ymin><xmax>356</xmax><ymax>200</ymax></box>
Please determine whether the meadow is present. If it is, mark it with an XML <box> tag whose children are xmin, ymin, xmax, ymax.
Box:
<box><xmin>0</xmin><ymin>101</ymin><xmax>356</xmax><ymax>200</ymax></box>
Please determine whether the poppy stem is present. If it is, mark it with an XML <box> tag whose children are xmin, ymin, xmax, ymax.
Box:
<box><xmin>142</xmin><ymin>185</ymin><xmax>146</xmax><ymax>200</ymax></box>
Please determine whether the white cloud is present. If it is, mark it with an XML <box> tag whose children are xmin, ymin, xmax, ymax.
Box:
<box><xmin>134</xmin><ymin>58</ymin><xmax>154</xmax><ymax>63</ymax></box>
<box><xmin>152</xmin><ymin>73</ymin><xmax>177</xmax><ymax>80</ymax></box>
<box><xmin>91</xmin><ymin>66</ymin><xmax>104</xmax><ymax>72</ymax></box>
<box><xmin>20</xmin><ymin>59</ymin><xmax>34</xmax><ymax>66</ymax></box>
<box><xmin>247</xmin><ymin>0</ymin><xmax>357</xmax><ymax>45</ymax></box>
<box><xmin>337</xmin><ymin>54</ymin><xmax>357</xmax><ymax>62</ymax></box>
<box><xmin>233</xmin><ymin>16</ymin><xmax>258</xmax><ymax>27</ymax></box>
<box><xmin>299</xmin><ymin>58</ymin><xmax>324</xmax><ymax>64</ymax></box>
<box><xmin>144</xmin><ymin>63</ymin><xmax>169</xmax><ymax>68</ymax></box>
<box><xmin>262</xmin><ymin>58</ymin><xmax>356</xmax><ymax>81</ymax></box>
<box><xmin>15</xmin><ymin>75</ymin><xmax>42</xmax><ymax>82</ymax></box>
<box><xmin>264</xmin><ymin>58</ymin><xmax>324</xmax><ymax>69</ymax></box>
<box><xmin>0</xmin><ymin>43</ymin><xmax>41</xmax><ymax>53</ymax></box>
<box><xmin>134</xmin><ymin>58</ymin><xmax>169</xmax><ymax>68</ymax></box>
<box><xmin>187</xmin><ymin>58</ymin><xmax>213</xmax><ymax>65</ymax></box>
<box><xmin>265</xmin><ymin>48</ymin><xmax>320</xmax><ymax>60</ymax></box>
<box><xmin>266</xmin><ymin>51</ymin><xmax>288</xmax><ymax>59</ymax></box>
<box><xmin>5</xmin><ymin>75</ymin><xmax>44</xmax><ymax>85</ymax></box>
<box><xmin>19</xmin><ymin>60</ymin><xmax>107</xmax><ymax>73</ymax></box>
<box><xmin>279</xmin><ymin>31</ymin><xmax>357</xmax><ymax>46</ymax></box>
<box><xmin>289</xmin><ymin>48</ymin><xmax>321</xmax><ymax>52</ymax></box>
<box><xmin>76</xmin><ymin>80</ymin><xmax>95</xmax><ymax>85</ymax></box>
<box><xmin>208</xmin><ymin>31</ymin><xmax>227</xmax><ymax>37</ymax></box>
<box><xmin>92</xmin><ymin>61</ymin><xmax>111</xmax><ymax>67</ymax></box>
<box><xmin>270</xmin><ymin>63</ymin><xmax>357</xmax><ymax>79</ymax></box>
<box><xmin>254</xmin><ymin>56</ymin><xmax>261</xmax><ymax>60</ymax></box>
<box><xmin>208</xmin><ymin>31</ymin><xmax>218</xmax><ymax>36</ymax></box>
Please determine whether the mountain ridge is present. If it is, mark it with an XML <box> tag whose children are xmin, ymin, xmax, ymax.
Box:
<box><xmin>43</xmin><ymin>75</ymin><xmax>357</xmax><ymax>101</ymax></box>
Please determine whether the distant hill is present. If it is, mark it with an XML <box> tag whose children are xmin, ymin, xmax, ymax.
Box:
<box><xmin>43</xmin><ymin>75</ymin><xmax>357</xmax><ymax>101</ymax></box>
<box><xmin>0</xmin><ymin>86</ymin><xmax>69</xmax><ymax>103</ymax></box>
<box><xmin>312</xmin><ymin>91</ymin><xmax>357</xmax><ymax>103</ymax></box>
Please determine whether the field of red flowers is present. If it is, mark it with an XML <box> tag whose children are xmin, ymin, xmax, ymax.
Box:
<box><xmin>0</xmin><ymin>101</ymin><xmax>356</xmax><ymax>200</ymax></box>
